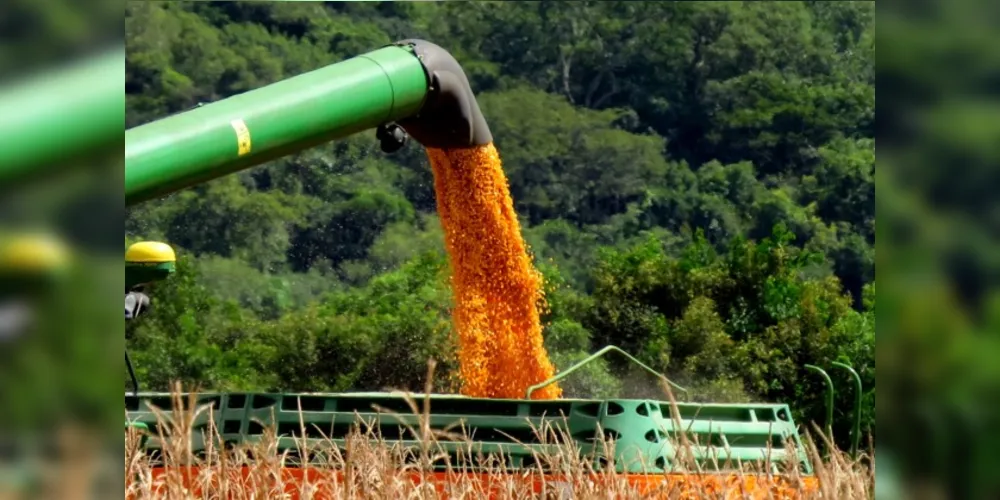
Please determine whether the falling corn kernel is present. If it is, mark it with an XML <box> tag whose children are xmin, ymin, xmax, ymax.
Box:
<box><xmin>426</xmin><ymin>143</ymin><xmax>561</xmax><ymax>400</ymax></box>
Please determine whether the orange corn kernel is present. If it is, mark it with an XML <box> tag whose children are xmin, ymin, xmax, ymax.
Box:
<box><xmin>427</xmin><ymin>143</ymin><xmax>561</xmax><ymax>400</ymax></box>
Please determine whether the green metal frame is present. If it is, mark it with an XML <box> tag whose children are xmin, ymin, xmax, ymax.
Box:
<box><xmin>831</xmin><ymin>362</ymin><xmax>862</xmax><ymax>458</ymax></box>
<box><xmin>126</xmin><ymin>391</ymin><xmax>814</xmax><ymax>475</ymax></box>
<box><xmin>804</xmin><ymin>361</ymin><xmax>865</xmax><ymax>458</ymax></box>
<box><xmin>804</xmin><ymin>364</ymin><xmax>834</xmax><ymax>439</ymax></box>
<box><xmin>525</xmin><ymin>345</ymin><xmax>688</xmax><ymax>400</ymax></box>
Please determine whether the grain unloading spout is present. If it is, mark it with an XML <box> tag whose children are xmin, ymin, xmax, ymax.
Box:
<box><xmin>125</xmin><ymin>39</ymin><xmax>492</xmax><ymax>207</ymax></box>
<box><xmin>391</xmin><ymin>39</ymin><xmax>493</xmax><ymax>150</ymax></box>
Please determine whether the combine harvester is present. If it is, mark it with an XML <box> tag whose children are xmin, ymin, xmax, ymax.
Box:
<box><xmin>125</xmin><ymin>40</ymin><xmax>853</xmax><ymax>498</ymax></box>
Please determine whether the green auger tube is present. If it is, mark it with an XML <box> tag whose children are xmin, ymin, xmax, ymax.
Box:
<box><xmin>125</xmin><ymin>39</ymin><xmax>492</xmax><ymax>207</ymax></box>
<box><xmin>0</xmin><ymin>48</ymin><xmax>125</xmax><ymax>187</ymax></box>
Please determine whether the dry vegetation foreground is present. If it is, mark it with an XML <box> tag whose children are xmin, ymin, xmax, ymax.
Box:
<box><xmin>125</xmin><ymin>391</ymin><xmax>873</xmax><ymax>499</ymax></box>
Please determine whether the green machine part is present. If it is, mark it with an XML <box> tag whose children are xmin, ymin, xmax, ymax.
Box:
<box><xmin>126</xmin><ymin>39</ymin><xmax>492</xmax><ymax>207</ymax></box>
<box><xmin>126</xmin><ymin>391</ymin><xmax>814</xmax><ymax>475</ymax></box>
<box><xmin>0</xmin><ymin>47</ymin><xmax>125</xmax><ymax>187</ymax></box>
<box><xmin>125</xmin><ymin>241</ymin><xmax>176</xmax><ymax>290</ymax></box>
<box><xmin>124</xmin><ymin>346</ymin><xmax>815</xmax><ymax>475</ymax></box>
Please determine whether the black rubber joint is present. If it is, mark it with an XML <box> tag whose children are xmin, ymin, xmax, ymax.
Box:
<box><xmin>392</xmin><ymin>39</ymin><xmax>493</xmax><ymax>149</ymax></box>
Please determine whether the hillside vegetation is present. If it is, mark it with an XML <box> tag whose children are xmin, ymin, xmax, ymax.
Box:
<box><xmin>125</xmin><ymin>1</ymin><xmax>875</xmax><ymax>452</ymax></box>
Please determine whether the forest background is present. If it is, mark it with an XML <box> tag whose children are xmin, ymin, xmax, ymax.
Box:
<box><xmin>124</xmin><ymin>1</ymin><xmax>876</xmax><ymax>452</ymax></box>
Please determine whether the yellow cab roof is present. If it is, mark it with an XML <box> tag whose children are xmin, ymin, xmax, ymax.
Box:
<box><xmin>126</xmin><ymin>241</ymin><xmax>176</xmax><ymax>264</ymax></box>
<box><xmin>0</xmin><ymin>233</ymin><xmax>70</xmax><ymax>272</ymax></box>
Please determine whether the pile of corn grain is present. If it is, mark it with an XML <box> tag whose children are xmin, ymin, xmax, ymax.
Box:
<box><xmin>426</xmin><ymin>144</ymin><xmax>561</xmax><ymax>399</ymax></box>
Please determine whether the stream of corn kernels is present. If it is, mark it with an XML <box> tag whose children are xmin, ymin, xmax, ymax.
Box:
<box><xmin>426</xmin><ymin>143</ymin><xmax>561</xmax><ymax>400</ymax></box>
